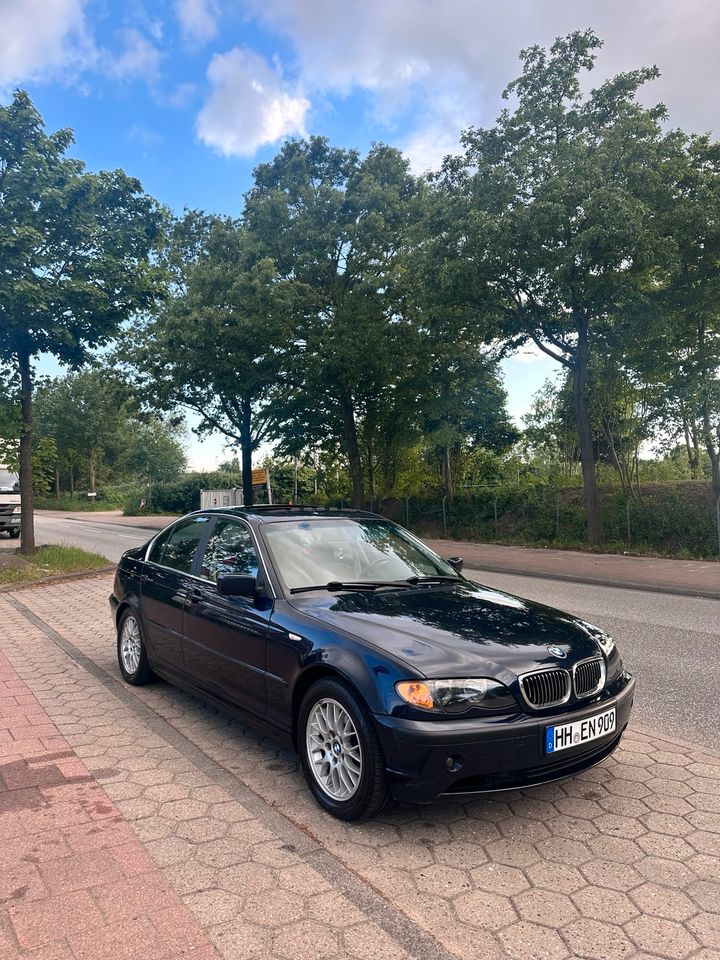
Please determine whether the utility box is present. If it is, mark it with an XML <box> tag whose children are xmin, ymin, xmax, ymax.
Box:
<box><xmin>200</xmin><ymin>489</ymin><xmax>243</xmax><ymax>509</ymax></box>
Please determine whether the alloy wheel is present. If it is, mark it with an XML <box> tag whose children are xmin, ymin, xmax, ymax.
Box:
<box><xmin>305</xmin><ymin>697</ymin><xmax>363</xmax><ymax>800</ymax></box>
<box><xmin>120</xmin><ymin>616</ymin><xmax>142</xmax><ymax>675</ymax></box>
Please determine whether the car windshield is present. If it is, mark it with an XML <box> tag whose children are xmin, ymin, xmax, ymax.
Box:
<box><xmin>262</xmin><ymin>517</ymin><xmax>459</xmax><ymax>592</ymax></box>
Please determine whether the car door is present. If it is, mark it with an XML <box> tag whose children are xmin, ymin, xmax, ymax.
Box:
<box><xmin>140</xmin><ymin>516</ymin><xmax>212</xmax><ymax>672</ymax></box>
<box><xmin>183</xmin><ymin>517</ymin><xmax>271</xmax><ymax>717</ymax></box>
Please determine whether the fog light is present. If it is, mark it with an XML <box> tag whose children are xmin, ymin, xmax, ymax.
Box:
<box><xmin>446</xmin><ymin>755</ymin><xmax>463</xmax><ymax>773</ymax></box>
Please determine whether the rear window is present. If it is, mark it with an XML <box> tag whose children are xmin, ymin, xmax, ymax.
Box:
<box><xmin>149</xmin><ymin>517</ymin><xmax>210</xmax><ymax>573</ymax></box>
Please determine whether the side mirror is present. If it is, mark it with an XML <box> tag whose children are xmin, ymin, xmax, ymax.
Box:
<box><xmin>217</xmin><ymin>574</ymin><xmax>257</xmax><ymax>597</ymax></box>
<box><xmin>446</xmin><ymin>556</ymin><xmax>464</xmax><ymax>573</ymax></box>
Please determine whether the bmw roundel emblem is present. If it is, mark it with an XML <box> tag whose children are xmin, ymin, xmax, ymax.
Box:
<box><xmin>547</xmin><ymin>645</ymin><xmax>566</xmax><ymax>658</ymax></box>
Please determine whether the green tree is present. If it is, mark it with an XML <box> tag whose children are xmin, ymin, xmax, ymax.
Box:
<box><xmin>125</xmin><ymin>214</ymin><xmax>292</xmax><ymax>507</ymax></box>
<box><xmin>650</xmin><ymin>136</ymin><xmax>720</xmax><ymax>506</ymax></box>
<box><xmin>244</xmin><ymin>138</ymin><xmax>423</xmax><ymax>508</ymax></box>
<box><xmin>122</xmin><ymin>419</ymin><xmax>187</xmax><ymax>507</ymax></box>
<box><xmin>523</xmin><ymin>378</ymin><xmax>580</xmax><ymax>476</ymax></box>
<box><xmin>0</xmin><ymin>91</ymin><xmax>164</xmax><ymax>551</ymax></box>
<box><xmin>35</xmin><ymin>369</ymin><xmax>134</xmax><ymax>494</ymax></box>
<box><xmin>436</xmin><ymin>31</ymin><xmax>679</xmax><ymax>544</ymax></box>
<box><xmin>420</xmin><ymin>348</ymin><xmax>518</xmax><ymax>502</ymax></box>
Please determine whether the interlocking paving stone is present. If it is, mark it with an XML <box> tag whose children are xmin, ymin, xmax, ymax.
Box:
<box><xmin>0</xmin><ymin>575</ymin><xmax>719</xmax><ymax>960</ymax></box>
<box><xmin>0</xmin><ymin>647</ymin><xmax>221</xmax><ymax>960</ymax></box>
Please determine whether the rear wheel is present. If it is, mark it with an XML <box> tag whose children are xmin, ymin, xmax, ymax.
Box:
<box><xmin>117</xmin><ymin>611</ymin><xmax>155</xmax><ymax>685</ymax></box>
<box><xmin>298</xmin><ymin>677</ymin><xmax>390</xmax><ymax>821</ymax></box>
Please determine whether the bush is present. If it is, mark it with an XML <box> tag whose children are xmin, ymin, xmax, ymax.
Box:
<box><xmin>123</xmin><ymin>471</ymin><xmax>242</xmax><ymax>516</ymax></box>
<box><xmin>380</xmin><ymin>481</ymin><xmax>718</xmax><ymax>559</ymax></box>
<box><xmin>35</xmin><ymin>482</ymin><xmax>144</xmax><ymax>511</ymax></box>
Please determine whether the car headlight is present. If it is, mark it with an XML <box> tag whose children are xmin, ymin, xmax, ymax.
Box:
<box><xmin>579</xmin><ymin>620</ymin><xmax>617</xmax><ymax>657</ymax></box>
<box><xmin>12</xmin><ymin>506</ymin><xmax>21</xmax><ymax>515</ymax></box>
<box><xmin>396</xmin><ymin>678</ymin><xmax>516</xmax><ymax>714</ymax></box>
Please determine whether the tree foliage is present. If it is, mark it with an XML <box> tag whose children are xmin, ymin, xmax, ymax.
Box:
<box><xmin>432</xmin><ymin>30</ymin><xmax>682</xmax><ymax>542</ymax></box>
<box><xmin>124</xmin><ymin>213</ymin><xmax>292</xmax><ymax>506</ymax></box>
<box><xmin>0</xmin><ymin>90</ymin><xmax>165</xmax><ymax>550</ymax></box>
<box><xmin>33</xmin><ymin>369</ymin><xmax>187</xmax><ymax>498</ymax></box>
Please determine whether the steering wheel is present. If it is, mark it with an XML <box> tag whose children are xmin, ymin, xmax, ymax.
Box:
<box><xmin>361</xmin><ymin>557</ymin><xmax>403</xmax><ymax>579</ymax></box>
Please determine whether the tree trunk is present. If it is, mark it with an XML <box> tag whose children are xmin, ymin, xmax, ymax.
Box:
<box><xmin>366</xmin><ymin>439</ymin><xmax>377</xmax><ymax>503</ymax></box>
<box><xmin>17</xmin><ymin>347</ymin><xmax>35</xmax><ymax>554</ymax></box>
<box><xmin>572</xmin><ymin>326</ymin><xmax>603</xmax><ymax>545</ymax></box>
<box><xmin>69</xmin><ymin>466</ymin><xmax>75</xmax><ymax>496</ymax></box>
<box><xmin>442</xmin><ymin>445</ymin><xmax>454</xmax><ymax>505</ymax></box>
<box><xmin>88</xmin><ymin>450</ymin><xmax>96</xmax><ymax>494</ymax></box>
<box><xmin>55</xmin><ymin>466</ymin><xmax>61</xmax><ymax>501</ymax></box>
<box><xmin>698</xmin><ymin>318</ymin><xmax>719</xmax><ymax>504</ymax></box>
<box><xmin>339</xmin><ymin>393</ymin><xmax>364</xmax><ymax>509</ymax></box>
<box><xmin>602</xmin><ymin>425</ymin><xmax>630</xmax><ymax>498</ymax></box>
<box><xmin>683</xmin><ymin>413</ymin><xmax>701</xmax><ymax>479</ymax></box>
<box><xmin>240</xmin><ymin>403</ymin><xmax>254</xmax><ymax>507</ymax></box>
<box><xmin>700</xmin><ymin>399</ymin><xmax>720</xmax><ymax>508</ymax></box>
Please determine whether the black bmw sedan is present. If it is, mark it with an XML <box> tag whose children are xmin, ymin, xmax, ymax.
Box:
<box><xmin>110</xmin><ymin>506</ymin><xmax>635</xmax><ymax>821</ymax></box>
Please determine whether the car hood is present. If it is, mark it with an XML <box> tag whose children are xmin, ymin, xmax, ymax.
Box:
<box><xmin>291</xmin><ymin>579</ymin><xmax>602</xmax><ymax>680</ymax></box>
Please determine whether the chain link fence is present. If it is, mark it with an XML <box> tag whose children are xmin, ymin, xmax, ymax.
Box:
<box><xmin>353</xmin><ymin>482</ymin><xmax>720</xmax><ymax>559</ymax></box>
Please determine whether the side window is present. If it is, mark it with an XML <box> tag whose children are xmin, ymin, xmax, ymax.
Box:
<box><xmin>161</xmin><ymin>517</ymin><xmax>210</xmax><ymax>574</ymax></box>
<box><xmin>148</xmin><ymin>529</ymin><xmax>171</xmax><ymax>565</ymax></box>
<box><xmin>200</xmin><ymin>519</ymin><xmax>259</xmax><ymax>583</ymax></box>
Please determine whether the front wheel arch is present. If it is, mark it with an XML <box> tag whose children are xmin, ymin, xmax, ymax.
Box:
<box><xmin>291</xmin><ymin>665</ymin><xmax>365</xmax><ymax>750</ymax></box>
<box><xmin>297</xmin><ymin>676</ymin><xmax>390</xmax><ymax>821</ymax></box>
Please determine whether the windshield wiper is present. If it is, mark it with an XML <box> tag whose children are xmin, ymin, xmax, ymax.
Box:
<box><xmin>404</xmin><ymin>575</ymin><xmax>461</xmax><ymax>585</ymax></box>
<box><xmin>289</xmin><ymin>580</ymin><xmax>417</xmax><ymax>595</ymax></box>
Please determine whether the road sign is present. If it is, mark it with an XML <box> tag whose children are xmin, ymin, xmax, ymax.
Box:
<box><xmin>251</xmin><ymin>468</ymin><xmax>268</xmax><ymax>486</ymax></box>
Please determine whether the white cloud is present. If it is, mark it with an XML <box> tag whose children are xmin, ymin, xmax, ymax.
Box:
<box><xmin>167</xmin><ymin>82</ymin><xmax>197</xmax><ymax>107</ymax></box>
<box><xmin>403</xmin><ymin>125</ymin><xmax>461</xmax><ymax>176</ymax></box>
<box><xmin>196</xmin><ymin>48</ymin><xmax>309</xmax><ymax>156</ymax></box>
<box><xmin>175</xmin><ymin>0</ymin><xmax>219</xmax><ymax>44</ymax></box>
<box><xmin>0</xmin><ymin>0</ymin><xmax>94</xmax><ymax>87</ymax></box>
<box><xmin>107</xmin><ymin>28</ymin><xmax>163</xmax><ymax>81</ymax></box>
<box><xmin>127</xmin><ymin>124</ymin><xmax>162</xmax><ymax>146</ymax></box>
<box><xmin>246</xmin><ymin>0</ymin><xmax>720</xmax><ymax>169</ymax></box>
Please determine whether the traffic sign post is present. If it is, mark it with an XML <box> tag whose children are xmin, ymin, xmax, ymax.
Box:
<box><xmin>251</xmin><ymin>468</ymin><xmax>272</xmax><ymax>504</ymax></box>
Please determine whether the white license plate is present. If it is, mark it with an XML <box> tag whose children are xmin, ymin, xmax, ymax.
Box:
<box><xmin>546</xmin><ymin>707</ymin><xmax>616</xmax><ymax>754</ymax></box>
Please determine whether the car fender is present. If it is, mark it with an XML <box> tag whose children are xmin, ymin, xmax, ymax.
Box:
<box><xmin>269</xmin><ymin>603</ymin><xmax>418</xmax><ymax>720</ymax></box>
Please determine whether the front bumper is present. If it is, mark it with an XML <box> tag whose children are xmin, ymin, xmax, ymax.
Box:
<box><xmin>374</xmin><ymin>671</ymin><xmax>635</xmax><ymax>803</ymax></box>
<box><xmin>0</xmin><ymin>516</ymin><xmax>21</xmax><ymax>531</ymax></box>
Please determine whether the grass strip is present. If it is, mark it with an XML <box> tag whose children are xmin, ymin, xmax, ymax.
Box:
<box><xmin>0</xmin><ymin>544</ymin><xmax>111</xmax><ymax>585</ymax></box>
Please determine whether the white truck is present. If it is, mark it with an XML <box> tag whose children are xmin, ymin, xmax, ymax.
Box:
<box><xmin>0</xmin><ymin>466</ymin><xmax>21</xmax><ymax>539</ymax></box>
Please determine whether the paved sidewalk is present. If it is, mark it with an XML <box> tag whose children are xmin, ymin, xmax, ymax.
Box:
<box><xmin>0</xmin><ymin>648</ymin><xmax>217</xmax><ymax>960</ymax></box>
<box><xmin>425</xmin><ymin>540</ymin><xmax>720</xmax><ymax>600</ymax></box>
<box><xmin>1</xmin><ymin>575</ymin><xmax>719</xmax><ymax>960</ymax></box>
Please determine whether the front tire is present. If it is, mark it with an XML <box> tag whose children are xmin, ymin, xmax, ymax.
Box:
<box><xmin>8</xmin><ymin>530</ymin><xmax>20</xmax><ymax>539</ymax></box>
<box><xmin>298</xmin><ymin>678</ymin><xmax>390</xmax><ymax>821</ymax></box>
<box><xmin>117</xmin><ymin>610</ymin><xmax>155</xmax><ymax>685</ymax></box>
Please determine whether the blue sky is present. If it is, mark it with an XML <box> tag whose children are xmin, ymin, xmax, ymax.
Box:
<box><xmin>4</xmin><ymin>0</ymin><xmax>718</xmax><ymax>468</ymax></box>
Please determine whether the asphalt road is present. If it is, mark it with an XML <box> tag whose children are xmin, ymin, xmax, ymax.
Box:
<box><xmin>33</xmin><ymin>513</ymin><xmax>154</xmax><ymax>562</ymax></box>
<box><xmin>15</xmin><ymin>513</ymin><xmax>720</xmax><ymax>752</ymax></box>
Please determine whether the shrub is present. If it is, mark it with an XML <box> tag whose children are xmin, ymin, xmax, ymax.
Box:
<box><xmin>382</xmin><ymin>481</ymin><xmax>718</xmax><ymax>559</ymax></box>
<box><xmin>123</xmin><ymin>471</ymin><xmax>242</xmax><ymax>515</ymax></box>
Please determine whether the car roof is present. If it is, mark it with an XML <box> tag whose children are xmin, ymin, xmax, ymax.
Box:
<box><xmin>198</xmin><ymin>505</ymin><xmax>381</xmax><ymax>524</ymax></box>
